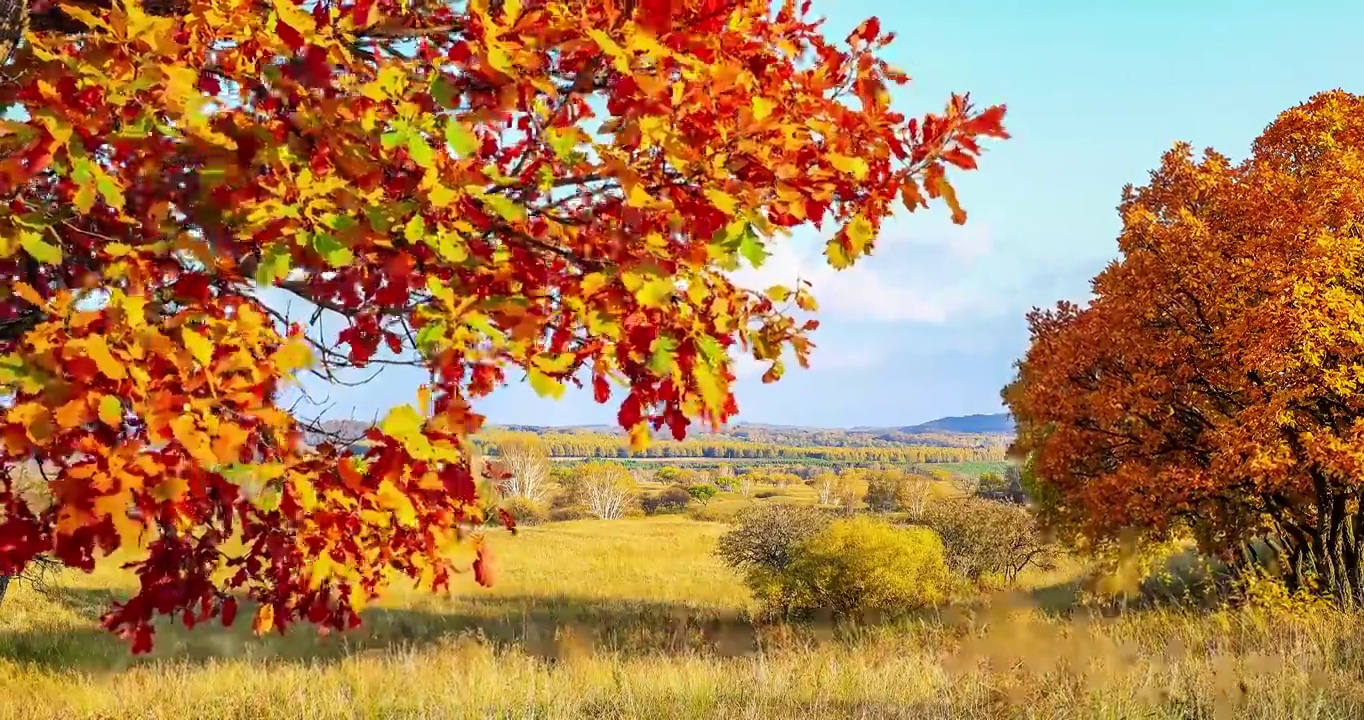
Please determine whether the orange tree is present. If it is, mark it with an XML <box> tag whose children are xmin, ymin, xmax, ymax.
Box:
<box><xmin>0</xmin><ymin>0</ymin><xmax>1006</xmax><ymax>650</ymax></box>
<box><xmin>1005</xmin><ymin>91</ymin><xmax>1364</xmax><ymax>604</ymax></box>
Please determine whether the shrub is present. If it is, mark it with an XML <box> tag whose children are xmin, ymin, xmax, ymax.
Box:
<box><xmin>499</xmin><ymin>496</ymin><xmax>549</xmax><ymax>526</ymax></box>
<box><xmin>717</xmin><ymin>504</ymin><xmax>832</xmax><ymax>575</ymax></box>
<box><xmin>548</xmin><ymin>504</ymin><xmax>589</xmax><ymax>523</ymax></box>
<box><xmin>770</xmin><ymin>516</ymin><xmax>955</xmax><ymax>617</ymax></box>
<box><xmin>642</xmin><ymin>486</ymin><xmax>693</xmax><ymax>515</ymax></box>
<box><xmin>754</xmin><ymin>490</ymin><xmax>781</xmax><ymax>499</ymax></box>
<box><xmin>919</xmin><ymin>496</ymin><xmax>1057</xmax><ymax>584</ymax></box>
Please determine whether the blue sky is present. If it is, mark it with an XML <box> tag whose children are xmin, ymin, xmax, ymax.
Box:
<box><xmin>299</xmin><ymin>0</ymin><xmax>1364</xmax><ymax>429</ymax></box>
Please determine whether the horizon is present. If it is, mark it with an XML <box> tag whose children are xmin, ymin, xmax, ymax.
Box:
<box><xmin>282</xmin><ymin>0</ymin><xmax>1364</xmax><ymax>430</ymax></box>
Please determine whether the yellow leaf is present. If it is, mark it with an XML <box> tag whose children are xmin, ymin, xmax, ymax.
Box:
<box><xmin>586</xmin><ymin>29</ymin><xmax>633</xmax><ymax>74</ymax></box>
<box><xmin>381</xmin><ymin>404</ymin><xmax>425</xmax><ymax>441</ymax></box>
<box><xmin>752</xmin><ymin>96</ymin><xmax>775</xmax><ymax>121</ymax></box>
<box><xmin>828</xmin><ymin>154</ymin><xmax>869</xmax><ymax>180</ymax></box>
<box><xmin>271</xmin><ymin>0</ymin><xmax>316</xmax><ymax>38</ymax></box>
<box><xmin>171</xmin><ymin>415</ymin><xmax>218</xmax><ymax>468</ymax></box>
<box><xmin>847</xmin><ymin>214</ymin><xmax>875</xmax><ymax>254</ymax></box>
<box><xmin>292</xmin><ymin>475</ymin><xmax>319</xmax><ymax>512</ymax></box>
<box><xmin>527</xmin><ymin>367</ymin><xmax>565</xmax><ymax>399</ymax></box>
<box><xmin>253</xmin><ymin>603</ymin><xmax>275</xmax><ymax>635</ymax></box>
<box><xmin>580</xmin><ymin>272</ymin><xmax>609</xmax><ymax>296</ymax></box>
<box><xmin>98</xmin><ymin>395</ymin><xmax>123</xmax><ymax>427</ymax></box>
<box><xmin>376</xmin><ymin>479</ymin><xmax>418</xmax><ymax>527</ymax></box>
<box><xmin>85</xmin><ymin>336</ymin><xmax>128</xmax><ymax>380</ymax></box>
<box><xmin>182</xmin><ymin>327</ymin><xmax>214</xmax><ymax>366</ymax></box>
<box><xmin>272</xmin><ymin>338</ymin><xmax>314</xmax><ymax>373</ymax></box>
<box><xmin>628</xmin><ymin>422</ymin><xmax>651</xmax><ymax>452</ymax></box>
<box><xmin>635</xmin><ymin>277</ymin><xmax>675</xmax><ymax>308</ymax></box>
<box><xmin>55</xmin><ymin>397</ymin><xmax>89</xmax><ymax>429</ymax></box>
<box><xmin>151</xmin><ymin>475</ymin><xmax>189</xmax><ymax>503</ymax></box>
<box><xmin>308</xmin><ymin>551</ymin><xmax>334</xmax><ymax>589</ymax></box>
<box><xmin>704</xmin><ymin>188</ymin><xmax>738</xmax><ymax>216</ymax></box>
<box><xmin>212</xmin><ymin>421</ymin><xmax>251</xmax><ymax>464</ymax></box>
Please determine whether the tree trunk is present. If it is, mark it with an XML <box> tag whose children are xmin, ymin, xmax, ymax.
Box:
<box><xmin>0</xmin><ymin>575</ymin><xmax>11</xmax><ymax>610</ymax></box>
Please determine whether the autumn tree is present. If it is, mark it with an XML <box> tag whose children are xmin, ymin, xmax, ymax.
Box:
<box><xmin>491</xmin><ymin>433</ymin><xmax>551</xmax><ymax>504</ymax></box>
<box><xmin>1005</xmin><ymin>91</ymin><xmax>1364</xmax><ymax>604</ymax></box>
<box><xmin>576</xmin><ymin>461</ymin><xmax>635</xmax><ymax>519</ymax></box>
<box><xmin>811</xmin><ymin>470</ymin><xmax>837</xmax><ymax>505</ymax></box>
<box><xmin>0</xmin><ymin>0</ymin><xmax>1006</xmax><ymax>650</ymax></box>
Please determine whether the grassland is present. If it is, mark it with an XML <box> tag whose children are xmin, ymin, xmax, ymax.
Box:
<box><xmin>3</xmin><ymin>510</ymin><xmax>1364</xmax><ymax>719</ymax></box>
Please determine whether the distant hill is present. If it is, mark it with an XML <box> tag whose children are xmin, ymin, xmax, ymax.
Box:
<box><xmin>899</xmin><ymin>413</ymin><xmax>1014</xmax><ymax>435</ymax></box>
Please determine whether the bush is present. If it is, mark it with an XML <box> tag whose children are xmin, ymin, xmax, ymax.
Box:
<box><xmin>767</xmin><ymin>516</ymin><xmax>955</xmax><ymax>617</ymax></box>
<box><xmin>642</xmin><ymin>486</ymin><xmax>692</xmax><ymax>515</ymax></box>
<box><xmin>547</xmin><ymin>504</ymin><xmax>589</xmax><ymax>522</ymax></box>
<box><xmin>717</xmin><ymin>504</ymin><xmax>832</xmax><ymax>575</ymax></box>
<box><xmin>918</xmin><ymin>497</ymin><xmax>1056</xmax><ymax>584</ymax></box>
<box><xmin>499</xmin><ymin>496</ymin><xmax>549</xmax><ymax>526</ymax></box>
<box><xmin>754</xmin><ymin>490</ymin><xmax>781</xmax><ymax>499</ymax></box>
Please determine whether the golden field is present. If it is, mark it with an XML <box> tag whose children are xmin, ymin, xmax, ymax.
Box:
<box><xmin>2</xmin><ymin>514</ymin><xmax>1364</xmax><ymax>719</ymax></box>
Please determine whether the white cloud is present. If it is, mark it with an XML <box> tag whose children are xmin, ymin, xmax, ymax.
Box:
<box><xmin>729</xmin><ymin>226</ymin><xmax>993</xmax><ymax>324</ymax></box>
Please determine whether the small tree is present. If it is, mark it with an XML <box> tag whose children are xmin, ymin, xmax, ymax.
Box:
<box><xmin>812</xmin><ymin>472</ymin><xmax>839</xmax><ymax>506</ymax></box>
<box><xmin>977</xmin><ymin>472</ymin><xmax>1006</xmax><ymax>495</ymax></box>
<box><xmin>577</xmin><ymin>462</ymin><xmax>637</xmax><ymax>520</ymax></box>
<box><xmin>736</xmin><ymin>473</ymin><xmax>757</xmax><ymax>499</ymax></box>
<box><xmin>920</xmin><ymin>497</ymin><xmax>1057</xmax><ymax>584</ymax></box>
<box><xmin>494</xmin><ymin>434</ymin><xmax>553</xmax><ymax>505</ymax></box>
<box><xmin>900</xmin><ymin>473</ymin><xmax>935</xmax><ymax>520</ymax></box>
<box><xmin>687</xmin><ymin>484</ymin><xmax>718</xmax><ymax>506</ymax></box>
<box><xmin>864</xmin><ymin>470</ymin><xmax>908</xmax><ymax>512</ymax></box>
<box><xmin>717</xmin><ymin>504</ymin><xmax>832</xmax><ymax>575</ymax></box>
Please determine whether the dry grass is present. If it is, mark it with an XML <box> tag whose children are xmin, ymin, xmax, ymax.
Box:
<box><xmin>2</xmin><ymin>516</ymin><xmax>1363</xmax><ymax>718</ymax></box>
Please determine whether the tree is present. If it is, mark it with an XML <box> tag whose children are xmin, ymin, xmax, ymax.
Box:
<box><xmin>736</xmin><ymin>473</ymin><xmax>756</xmax><ymax>499</ymax></box>
<box><xmin>900</xmin><ymin>472</ymin><xmax>934</xmax><ymax>519</ymax></box>
<box><xmin>862</xmin><ymin>469</ymin><xmax>903</xmax><ymax>512</ymax></box>
<box><xmin>577</xmin><ymin>462</ymin><xmax>636</xmax><ymax>520</ymax></box>
<box><xmin>492</xmin><ymin>434</ymin><xmax>551</xmax><ymax>504</ymax></box>
<box><xmin>0</xmin><ymin>0</ymin><xmax>1006</xmax><ymax>651</ymax></box>
<box><xmin>686</xmin><ymin>483</ymin><xmax>717</xmax><ymax>506</ymax></box>
<box><xmin>1005</xmin><ymin>91</ymin><xmax>1364</xmax><ymax>605</ymax></box>
<box><xmin>976</xmin><ymin>472</ymin><xmax>1005</xmax><ymax>495</ymax></box>
<box><xmin>812</xmin><ymin>471</ymin><xmax>839</xmax><ymax>505</ymax></box>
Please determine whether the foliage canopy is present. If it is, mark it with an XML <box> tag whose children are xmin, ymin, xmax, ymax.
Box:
<box><xmin>0</xmin><ymin>0</ymin><xmax>1004</xmax><ymax>650</ymax></box>
<box><xmin>1006</xmin><ymin>91</ymin><xmax>1364</xmax><ymax>603</ymax></box>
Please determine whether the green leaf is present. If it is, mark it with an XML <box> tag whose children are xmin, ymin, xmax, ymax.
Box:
<box><xmin>380</xmin><ymin>130</ymin><xmax>406</xmax><ymax>149</ymax></box>
<box><xmin>96</xmin><ymin>174</ymin><xmax>125</xmax><ymax>210</ymax></box>
<box><xmin>20</xmin><ymin>232</ymin><xmax>62</xmax><ymax>265</ymax></box>
<box><xmin>527</xmin><ymin>367</ymin><xmax>565</xmax><ymax>399</ymax></box>
<box><xmin>312</xmin><ymin>233</ymin><xmax>354</xmax><ymax>268</ymax></box>
<box><xmin>648</xmin><ymin>334</ymin><xmax>679</xmax><ymax>376</ymax></box>
<box><xmin>445</xmin><ymin>119</ymin><xmax>479</xmax><ymax>158</ymax></box>
<box><xmin>738</xmin><ymin>229</ymin><xmax>769</xmax><ymax>269</ymax></box>
<box><xmin>407</xmin><ymin>135</ymin><xmax>435</xmax><ymax>169</ymax></box>
<box><xmin>255</xmin><ymin>243</ymin><xmax>292</xmax><ymax>285</ymax></box>
<box><xmin>415</xmin><ymin>322</ymin><xmax>446</xmax><ymax>354</ymax></box>
<box><xmin>366</xmin><ymin>207</ymin><xmax>393</xmax><ymax>233</ymax></box>
<box><xmin>430</xmin><ymin>75</ymin><xmax>457</xmax><ymax>109</ymax></box>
